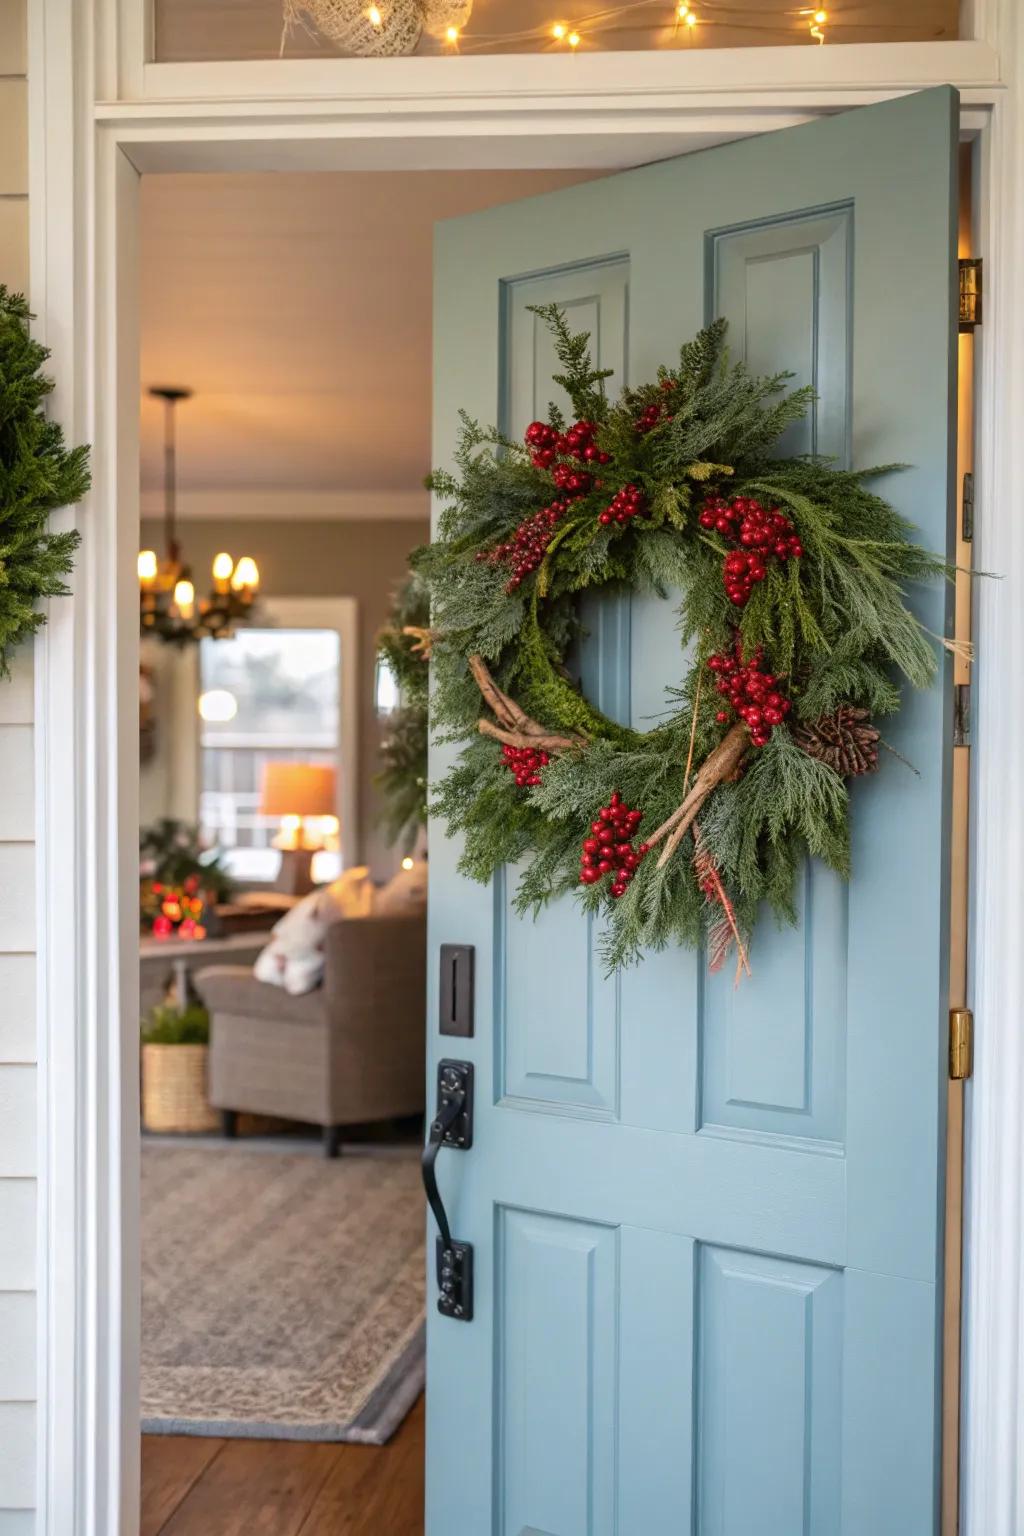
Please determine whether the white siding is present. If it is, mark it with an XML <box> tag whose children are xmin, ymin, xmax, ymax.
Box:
<box><xmin>0</xmin><ymin>6</ymin><xmax>36</xmax><ymax>1527</ymax></box>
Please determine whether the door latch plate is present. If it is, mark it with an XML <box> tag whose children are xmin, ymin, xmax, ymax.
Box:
<box><xmin>436</xmin><ymin>1236</ymin><xmax>474</xmax><ymax>1322</ymax></box>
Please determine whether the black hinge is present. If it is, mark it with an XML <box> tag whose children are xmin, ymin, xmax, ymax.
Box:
<box><xmin>959</xmin><ymin>258</ymin><xmax>982</xmax><ymax>332</ymax></box>
<box><xmin>953</xmin><ymin>683</ymin><xmax>970</xmax><ymax>748</ymax></box>
<box><xmin>961</xmin><ymin>472</ymin><xmax>974</xmax><ymax>543</ymax></box>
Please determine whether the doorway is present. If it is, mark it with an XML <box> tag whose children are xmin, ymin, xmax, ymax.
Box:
<box><xmin>133</xmin><ymin>165</ymin><xmax>601</xmax><ymax>1533</ymax></box>
<box><xmin>27</xmin><ymin>20</ymin><xmax>1008</xmax><ymax>1526</ymax></box>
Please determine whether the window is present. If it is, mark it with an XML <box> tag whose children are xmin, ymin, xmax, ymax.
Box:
<box><xmin>199</xmin><ymin>627</ymin><xmax>341</xmax><ymax>882</ymax></box>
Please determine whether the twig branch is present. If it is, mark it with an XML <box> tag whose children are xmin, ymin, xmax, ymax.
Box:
<box><xmin>643</xmin><ymin>722</ymin><xmax>749</xmax><ymax>868</ymax></box>
<box><xmin>468</xmin><ymin>653</ymin><xmax>584</xmax><ymax>754</ymax></box>
<box><xmin>402</xmin><ymin>624</ymin><xmax>436</xmax><ymax>660</ymax></box>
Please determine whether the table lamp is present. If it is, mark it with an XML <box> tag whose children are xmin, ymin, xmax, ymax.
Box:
<box><xmin>259</xmin><ymin>762</ymin><xmax>338</xmax><ymax>896</ymax></box>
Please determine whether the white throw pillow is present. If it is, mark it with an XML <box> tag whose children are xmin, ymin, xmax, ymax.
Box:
<box><xmin>253</xmin><ymin>943</ymin><xmax>325</xmax><ymax>997</ymax></box>
<box><xmin>253</xmin><ymin>885</ymin><xmax>338</xmax><ymax>995</ymax></box>
<box><xmin>374</xmin><ymin>859</ymin><xmax>428</xmax><ymax>916</ymax></box>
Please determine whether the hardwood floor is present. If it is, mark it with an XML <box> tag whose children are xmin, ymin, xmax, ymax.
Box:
<box><xmin>140</xmin><ymin>1395</ymin><xmax>425</xmax><ymax>1536</ymax></box>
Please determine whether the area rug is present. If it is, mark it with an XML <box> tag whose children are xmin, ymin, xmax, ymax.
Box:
<box><xmin>141</xmin><ymin>1143</ymin><xmax>425</xmax><ymax>1442</ymax></box>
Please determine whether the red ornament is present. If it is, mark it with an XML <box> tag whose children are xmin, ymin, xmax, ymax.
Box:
<box><xmin>598</xmin><ymin>483</ymin><xmax>647</xmax><ymax>527</ymax></box>
<box><xmin>578</xmin><ymin>790</ymin><xmax>649</xmax><ymax>897</ymax></box>
<box><xmin>501</xmin><ymin>743</ymin><xmax>550</xmax><ymax>787</ymax></box>
<box><xmin>699</xmin><ymin>495</ymin><xmax>803</xmax><ymax>607</ymax></box>
<box><xmin>707</xmin><ymin>636</ymin><xmax>792</xmax><ymax>749</ymax></box>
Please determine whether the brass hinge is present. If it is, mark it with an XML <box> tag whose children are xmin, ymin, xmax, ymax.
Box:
<box><xmin>949</xmin><ymin>1008</ymin><xmax>974</xmax><ymax>1081</ymax></box>
<box><xmin>959</xmin><ymin>258</ymin><xmax>982</xmax><ymax>332</ymax></box>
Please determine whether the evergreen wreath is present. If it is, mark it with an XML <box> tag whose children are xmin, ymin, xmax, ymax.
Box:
<box><xmin>0</xmin><ymin>287</ymin><xmax>89</xmax><ymax>676</ymax></box>
<box><xmin>418</xmin><ymin>307</ymin><xmax>952</xmax><ymax>975</ymax></box>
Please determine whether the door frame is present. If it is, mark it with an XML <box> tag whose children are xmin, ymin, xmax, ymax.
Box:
<box><xmin>25</xmin><ymin>4</ymin><xmax>1022</xmax><ymax>1533</ymax></box>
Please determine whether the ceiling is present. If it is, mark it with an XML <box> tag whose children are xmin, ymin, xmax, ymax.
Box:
<box><xmin>139</xmin><ymin>169</ymin><xmax>599</xmax><ymax>512</ymax></box>
<box><xmin>155</xmin><ymin>0</ymin><xmax>957</xmax><ymax>61</ymax></box>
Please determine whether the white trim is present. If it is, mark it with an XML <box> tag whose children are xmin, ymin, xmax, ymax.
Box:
<box><xmin>139</xmin><ymin>488</ymin><xmax>429</xmax><ymax>523</ymax></box>
<box><xmin>28</xmin><ymin>11</ymin><xmax>1018</xmax><ymax>1534</ymax></box>
<box><xmin>962</xmin><ymin>4</ymin><xmax>1024</xmax><ymax>1533</ymax></box>
<box><xmin>130</xmin><ymin>39</ymin><xmax>999</xmax><ymax>106</ymax></box>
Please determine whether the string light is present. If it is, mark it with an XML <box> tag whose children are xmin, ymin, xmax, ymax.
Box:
<box><xmin>568</xmin><ymin>29</ymin><xmax>581</xmax><ymax>47</ymax></box>
<box><xmin>684</xmin><ymin>10</ymin><xmax>697</xmax><ymax>28</ymax></box>
<box><xmin>798</xmin><ymin>5</ymin><xmax>826</xmax><ymax>42</ymax></box>
<box><xmin>552</xmin><ymin>20</ymin><xmax>566</xmax><ymax>38</ymax></box>
<box><xmin>446</xmin><ymin>23</ymin><xmax>460</xmax><ymax>44</ymax></box>
<box><xmin>368</xmin><ymin>3</ymin><xmax>382</xmax><ymax>26</ymax></box>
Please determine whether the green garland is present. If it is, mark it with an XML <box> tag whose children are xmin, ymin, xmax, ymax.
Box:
<box><xmin>375</xmin><ymin>572</ymin><xmax>430</xmax><ymax>853</ymax></box>
<box><xmin>418</xmin><ymin>308</ymin><xmax>949</xmax><ymax>973</ymax></box>
<box><xmin>0</xmin><ymin>287</ymin><xmax>89</xmax><ymax>675</ymax></box>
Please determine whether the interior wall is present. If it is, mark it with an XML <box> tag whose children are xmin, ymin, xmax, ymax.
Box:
<box><xmin>139</xmin><ymin>515</ymin><xmax>429</xmax><ymax>881</ymax></box>
<box><xmin>0</xmin><ymin>3</ymin><xmax>37</xmax><ymax>1530</ymax></box>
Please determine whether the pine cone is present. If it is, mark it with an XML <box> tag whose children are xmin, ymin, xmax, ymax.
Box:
<box><xmin>792</xmin><ymin>705</ymin><xmax>880</xmax><ymax>777</ymax></box>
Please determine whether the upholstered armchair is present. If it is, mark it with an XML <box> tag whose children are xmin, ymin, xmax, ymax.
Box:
<box><xmin>194</xmin><ymin>912</ymin><xmax>426</xmax><ymax>1157</ymax></box>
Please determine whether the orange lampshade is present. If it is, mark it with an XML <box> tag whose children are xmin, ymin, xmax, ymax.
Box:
<box><xmin>259</xmin><ymin>762</ymin><xmax>336</xmax><ymax>819</ymax></box>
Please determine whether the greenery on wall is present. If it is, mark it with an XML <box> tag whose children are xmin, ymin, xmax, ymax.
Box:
<box><xmin>0</xmin><ymin>287</ymin><xmax>90</xmax><ymax>675</ymax></box>
<box><xmin>375</xmin><ymin>572</ymin><xmax>430</xmax><ymax>852</ymax></box>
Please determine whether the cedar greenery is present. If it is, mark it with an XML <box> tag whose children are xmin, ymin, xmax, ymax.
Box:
<box><xmin>0</xmin><ymin>287</ymin><xmax>89</xmax><ymax>675</ymax></box>
<box><xmin>418</xmin><ymin>308</ymin><xmax>949</xmax><ymax>972</ymax></box>
<box><xmin>375</xmin><ymin>572</ymin><xmax>430</xmax><ymax>852</ymax></box>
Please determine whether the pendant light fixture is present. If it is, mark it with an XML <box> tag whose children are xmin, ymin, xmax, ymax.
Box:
<box><xmin>138</xmin><ymin>386</ymin><xmax>260</xmax><ymax>645</ymax></box>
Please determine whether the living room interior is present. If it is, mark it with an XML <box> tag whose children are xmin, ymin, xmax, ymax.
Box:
<box><xmin>133</xmin><ymin>165</ymin><xmax>600</xmax><ymax>1523</ymax></box>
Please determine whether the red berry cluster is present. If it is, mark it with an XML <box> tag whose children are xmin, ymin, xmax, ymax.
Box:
<box><xmin>599</xmin><ymin>483</ymin><xmax>648</xmax><ymax>526</ymax></box>
<box><xmin>524</xmin><ymin>418</ymin><xmax>611</xmax><ymax>470</ymax></box>
<box><xmin>699</xmin><ymin>496</ymin><xmax>804</xmax><ymax>607</ymax></box>
<box><xmin>578</xmin><ymin>792</ymin><xmax>650</xmax><ymax>898</ymax></box>
<box><xmin>708</xmin><ymin>640</ymin><xmax>792</xmax><ymax>748</ymax></box>
<box><xmin>501</xmin><ymin>743</ymin><xmax>550</xmax><ymax>787</ymax></box>
<box><xmin>476</xmin><ymin>498</ymin><xmax>569</xmax><ymax>591</ymax></box>
<box><xmin>553</xmin><ymin>462</ymin><xmax>594</xmax><ymax>497</ymax></box>
<box><xmin>634</xmin><ymin>378</ymin><xmax>677</xmax><ymax>435</ymax></box>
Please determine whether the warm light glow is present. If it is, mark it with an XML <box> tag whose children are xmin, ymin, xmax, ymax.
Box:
<box><xmin>231</xmin><ymin>556</ymin><xmax>260</xmax><ymax>592</ymax></box>
<box><xmin>197</xmin><ymin>688</ymin><xmax>238</xmax><ymax>723</ymax></box>
<box><xmin>813</xmin><ymin>8</ymin><xmax>826</xmax><ymax>20</ymax></box>
<box><xmin>276</xmin><ymin>813</ymin><xmax>302</xmax><ymax>851</ymax></box>
<box><xmin>211</xmin><ymin>550</ymin><xmax>234</xmax><ymax>583</ymax></box>
<box><xmin>173</xmin><ymin>578</ymin><xmax>195</xmax><ymax>617</ymax></box>
<box><xmin>552</xmin><ymin>21</ymin><xmax>566</xmax><ymax>38</ymax></box>
<box><xmin>684</xmin><ymin>10</ymin><xmax>697</xmax><ymax>25</ymax></box>
<box><xmin>368</xmin><ymin>3</ymin><xmax>382</xmax><ymax>24</ymax></box>
<box><xmin>137</xmin><ymin>549</ymin><xmax>158</xmax><ymax>584</ymax></box>
<box><xmin>676</xmin><ymin>3</ymin><xmax>689</xmax><ymax>16</ymax></box>
<box><xmin>567</xmin><ymin>29</ymin><xmax>580</xmax><ymax>47</ymax></box>
<box><xmin>446</xmin><ymin>23</ymin><xmax>459</xmax><ymax>41</ymax></box>
<box><xmin>401</xmin><ymin>856</ymin><xmax>415</xmax><ymax>871</ymax></box>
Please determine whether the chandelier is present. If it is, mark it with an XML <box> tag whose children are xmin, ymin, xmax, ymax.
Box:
<box><xmin>138</xmin><ymin>386</ymin><xmax>260</xmax><ymax>645</ymax></box>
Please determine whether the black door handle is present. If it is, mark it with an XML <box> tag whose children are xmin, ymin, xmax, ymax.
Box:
<box><xmin>421</xmin><ymin>1060</ymin><xmax>474</xmax><ymax>1321</ymax></box>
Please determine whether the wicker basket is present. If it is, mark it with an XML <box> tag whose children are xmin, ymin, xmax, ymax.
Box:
<box><xmin>141</xmin><ymin>1043</ymin><xmax>219</xmax><ymax>1134</ymax></box>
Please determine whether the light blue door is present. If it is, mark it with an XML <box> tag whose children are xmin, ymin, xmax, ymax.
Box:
<box><xmin>427</xmin><ymin>88</ymin><xmax>957</xmax><ymax>1536</ymax></box>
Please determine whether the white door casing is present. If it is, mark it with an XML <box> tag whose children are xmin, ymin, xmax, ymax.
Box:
<box><xmin>23</xmin><ymin>3</ymin><xmax>1024</xmax><ymax>1533</ymax></box>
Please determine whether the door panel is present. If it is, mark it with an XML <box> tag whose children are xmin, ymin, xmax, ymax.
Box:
<box><xmin>700</xmin><ymin>862</ymin><xmax>848</xmax><ymax>1148</ymax></box>
<box><xmin>496</xmin><ymin>1208</ymin><xmax>618</xmax><ymax>1536</ymax></box>
<box><xmin>707</xmin><ymin>202</ymin><xmax>853</xmax><ymax>463</ymax></box>
<box><xmin>428</xmin><ymin>88</ymin><xmax>956</xmax><ymax>1535</ymax></box>
<box><xmin>697</xmin><ymin>1246</ymin><xmax>843</xmax><ymax>1536</ymax></box>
